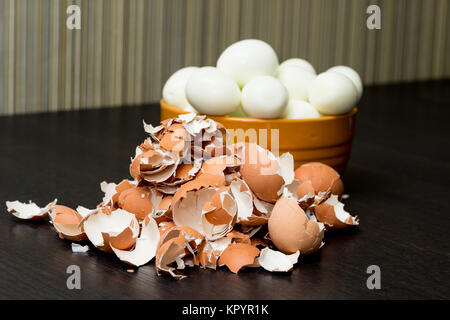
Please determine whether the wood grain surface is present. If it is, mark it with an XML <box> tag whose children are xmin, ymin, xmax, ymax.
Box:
<box><xmin>0</xmin><ymin>80</ymin><xmax>449</xmax><ymax>299</ymax></box>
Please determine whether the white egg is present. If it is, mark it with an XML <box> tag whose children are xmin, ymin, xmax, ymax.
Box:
<box><xmin>162</xmin><ymin>66</ymin><xmax>199</xmax><ymax>111</ymax></box>
<box><xmin>326</xmin><ymin>65</ymin><xmax>363</xmax><ymax>100</ymax></box>
<box><xmin>278</xmin><ymin>58</ymin><xmax>316</xmax><ymax>75</ymax></box>
<box><xmin>277</xmin><ymin>65</ymin><xmax>316</xmax><ymax>101</ymax></box>
<box><xmin>241</xmin><ymin>76</ymin><xmax>288</xmax><ymax>119</ymax></box>
<box><xmin>185</xmin><ymin>67</ymin><xmax>241</xmax><ymax>116</ymax></box>
<box><xmin>284</xmin><ymin>100</ymin><xmax>320</xmax><ymax>119</ymax></box>
<box><xmin>308</xmin><ymin>72</ymin><xmax>358</xmax><ymax>115</ymax></box>
<box><xmin>217</xmin><ymin>39</ymin><xmax>279</xmax><ymax>88</ymax></box>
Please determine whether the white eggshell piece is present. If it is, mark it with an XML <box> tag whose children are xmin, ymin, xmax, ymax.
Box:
<box><xmin>241</xmin><ymin>76</ymin><xmax>288</xmax><ymax>119</ymax></box>
<box><xmin>326</xmin><ymin>65</ymin><xmax>363</xmax><ymax>100</ymax></box>
<box><xmin>308</xmin><ymin>72</ymin><xmax>358</xmax><ymax>115</ymax></box>
<box><xmin>278</xmin><ymin>58</ymin><xmax>316</xmax><ymax>75</ymax></box>
<box><xmin>258</xmin><ymin>247</ymin><xmax>300</xmax><ymax>272</ymax></box>
<box><xmin>185</xmin><ymin>67</ymin><xmax>241</xmax><ymax>116</ymax></box>
<box><xmin>277</xmin><ymin>65</ymin><xmax>316</xmax><ymax>101</ymax></box>
<box><xmin>162</xmin><ymin>66</ymin><xmax>199</xmax><ymax>111</ymax></box>
<box><xmin>217</xmin><ymin>39</ymin><xmax>279</xmax><ymax>87</ymax></box>
<box><xmin>284</xmin><ymin>100</ymin><xmax>320</xmax><ymax>119</ymax></box>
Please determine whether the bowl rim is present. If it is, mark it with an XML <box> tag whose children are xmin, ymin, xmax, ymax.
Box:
<box><xmin>160</xmin><ymin>99</ymin><xmax>358</xmax><ymax>123</ymax></box>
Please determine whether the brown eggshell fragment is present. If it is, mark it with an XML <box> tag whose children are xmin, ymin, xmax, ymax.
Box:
<box><xmin>294</xmin><ymin>162</ymin><xmax>344</xmax><ymax>197</ymax></box>
<box><xmin>6</xmin><ymin>199</ymin><xmax>57</xmax><ymax>220</ymax></box>
<box><xmin>218</xmin><ymin>243</ymin><xmax>260</xmax><ymax>274</ymax></box>
<box><xmin>50</xmin><ymin>205</ymin><xmax>87</xmax><ymax>241</ymax></box>
<box><xmin>118</xmin><ymin>187</ymin><xmax>153</xmax><ymax>220</ymax></box>
<box><xmin>203</xmin><ymin>187</ymin><xmax>235</xmax><ymax>226</ymax></box>
<box><xmin>314</xmin><ymin>195</ymin><xmax>359</xmax><ymax>229</ymax></box>
<box><xmin>269</xmin><ymin>197</ymin><xmax>324</xmax><ymax>255</ymax></box>
<box><xmin>155</xmin><ymin>225</ymin><xmax>204</xmax><ymax>279</ymax></box>
<box><xmin>239</xmin><ymin>143</ymin><xmax>284</xmax><ymax>203</ymax></box>
<box><xmin>297</xmin><ymin>180</ymin><xmax>315</xmax><ymax>199</ymax></box>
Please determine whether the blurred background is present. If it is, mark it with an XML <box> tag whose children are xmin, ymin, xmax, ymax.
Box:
<box><xmin>0</xmin><ymin>0</ymin><xmax>449</xmax><ymax>115</ymax></box>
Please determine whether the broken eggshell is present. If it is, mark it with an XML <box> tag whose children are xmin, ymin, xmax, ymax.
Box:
<box><xmin>295</xmin><ymin>162</ymin><xmax>344</xmax><ymax>197</ymax></box>
<box><xmin>314</xmin><ymin>194</ymin><xmax>359</xmax><ymax>229</ymax></box>
<box><xmin>217</xmin><ymin>243</ymin><xmax>260</xmax><ymax>274</ymax></box>
<box><xmin>6</xmin><ymin>199</ymin><xmax>57</xmax><ymax>220</ymax></box>
<box><xmin>269</xmin><ymin>197</ymin><xmax>324</xmax><ymax>255</ymax></box>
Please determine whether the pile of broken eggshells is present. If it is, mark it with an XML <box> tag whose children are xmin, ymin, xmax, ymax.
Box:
<box><xmin>6</xmin><ymin>113</ymin><xmax>359</xmax><ymax>279</ymax></box>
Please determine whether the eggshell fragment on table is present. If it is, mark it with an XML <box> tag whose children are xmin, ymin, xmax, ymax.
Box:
<box><xmin>258</xmin><ymin>247</ymin><xmax>300</xmax><ymax>272</ymax></box>
<box><xmin>49</xmin><ymin>205</ymin><xmax>87</xmax><ymax>241</ymax></box>
<box><xmin>314</xmin><ymin>195</ymin><xmax>359</xmax><ymax>229</ymax></box>
<box><xmin>82</xmin><ymin>208</ymin><xmax>139</xmax><ymax>253</ymax></box>
<box><xmin>269</xmin><ymin>197</ymin><xmax>324</xmax><ymax>255</ymax></box>
<box><xmin>295</xmin><ymin>162</ymin><xmax>344</xmax><ymax>198</ymax></box>
<box><xmin>155</xmin><ymin>225</ymin><xmax>204</xmax><ymax>279</ymax></box>
<box><xmin>110</xmin><ymin>215</ymin><xmax>160</xmax><ymax>267</ymax></box>
<box><xmin>6</xmin><ymin>199</ymin><xmax>57</xmax><ymax>220</ymax></box>
<box><xmin>217</xmin><ymin>243</ymin><xmax>260</xmax><ymax>274</ymax></box>
<box><xmin>71</xmin><ymin>243</ymin><xmax>89</xmax><ymax>253</ymax></box>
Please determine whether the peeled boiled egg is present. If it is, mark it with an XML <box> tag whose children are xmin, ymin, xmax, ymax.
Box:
<box><xmin>277</xmin><ymin>65</ymin><xmax>316</xmax><ymax>101</ymax></box>
<box><xmin>241</xmin><ymin>76</ymin><xmax>288</xmax><ymax>119</ymax></box>
<box><xmin>307</xmin><ymin>72</ymin><xmax>358</xmax><ymax>115</ymax></box>
<box><xmin>162</xmin><ymin>67</ymin><xmax>199</xmax><ymax>111</ymax></box>
<box><xmin>278</xmin><ymin>58</ymin><xmax>316</xmax><ymax>75</ymax></box>
<box><xmin>326</xmin><ymin>65</ymin><xmax>363</xmax><ymax>100</ymax></box>
<box><xmin>217</xmin><ymin>39</ymin><xmax>279</xmax><ymax>88</ymax></box>
<box><xmin>185</xmin><ymin>67</ymin><xmax>241</xmax><ymax>116</ymax></box>
<box><xmin>284</xmin><ymin>100</ymin><xmax>320</xmax><ymax>119</ymax></box>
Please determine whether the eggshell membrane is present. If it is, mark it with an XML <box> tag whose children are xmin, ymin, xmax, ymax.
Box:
<box><xmin>218</xmin><ymin>243</ymin><xmax>260</xmax><ymax>274</ymax></box>
<box><xmin>118</xmin><ymin>187</ymin><xmax>153</xmax><ymax>220</ymax></box>
<box><xmin>269</xmin><ymin>197</ymin><xmax>324</xmax><ymax>254</ymax></box>
<box><xmin>314</xmin><ymin>195</ymin><xmax>359</xmax><ymax>229</ymax></box>
<box><xmin>239</xmin><ymin>143</ymin><xmax>284</xmax><ymax>203</ymax></box>
<box><xmin>295</xmin><ymin>162</ymin><xmax>344</xmax><ymax>197</ymax></box>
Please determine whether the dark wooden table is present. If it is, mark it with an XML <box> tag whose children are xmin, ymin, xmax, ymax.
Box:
<box><xmin>1</xmin><ymin>80</ymin><xmax>449</xmax><ymax>300</ymax></box>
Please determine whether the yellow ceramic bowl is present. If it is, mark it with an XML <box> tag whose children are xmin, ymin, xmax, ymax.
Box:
<box><xmin>160</xmin><ymin>99</ymin><xmax>357</xmax><ymax>173</ymax></box>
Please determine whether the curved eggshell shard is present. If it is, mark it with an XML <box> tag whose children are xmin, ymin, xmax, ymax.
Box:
<box><xmin>171</xmin><ymin>174</ymin><xmax>226</xmax><ymax>206</ymax></box>
<box><xmin>258</xmin><ymin>247</ymin><xmax>300</xmax><ymax>272</ymax></box>
<box><xmin>50</xmin><ymin>205</ymin><xmax>87</xmax><ymax>241</ymax></box>
<box><xmin>239</xmin><ymin>143</ymin><xmax>284</xmax><ymax>203</ymax></box>
<box><xmin>269</xmin><ymin>197</ymin><xmax>324</xmax><ymax>255</ymax></box>
<box><xmin>110</xmin><ymin>215</ymin><xmax>160</xmax><ymax>267</ymax></box>
<box><xmin>108</xmin><ymin>225</ymin><xmax>138</xmax><ymax>250</ymax></box>
<box><xmin>203</xmin><ymin>187</ymin><xmax>235</xmax><ymax>226</ymax></box>
<box><xmin>296</xmin><ymin>180</ymin><xmax>315</xmax><ymax>199</ymax></box>
<box><xmin>217</xmin><ymin>243</ymin><xmax>260</xmax><ymax>274</ymax></box>
<box><xmin>118</xmin><ymin>187</ymin><xmax>153</xmax><ymax>220</ymax></box>
<box><xmin>6</xmin><ymin>199</ymin><xmax>57</xmax><ymax>220</ymax></box>
<box><xmin>82</xmin><ymin>208</ymin><xmax>138</xmax><ymax>253</ymax></box>
<box><xmin>294</xmin><ymin>162</ymin><xmax>344</xmax><ymax>197</ymax></box>
<box><xmin>159</xmin><ymin>123</ymin><xmax>189</xmax><ymax>155</ymax></box>
<box><xmin>172</xmin><ymin>188</ymin><xmax>216</xmax><ymax>235</ymax></box>
<box><xmin>155</xmin><ymin>225</ymin><xmax>204</xmax><ymax>279</ymax></box>
<box><xmin>314</xmin><ymin>195</ymin><xmax>359</xmax><ymax>229</ymax></box>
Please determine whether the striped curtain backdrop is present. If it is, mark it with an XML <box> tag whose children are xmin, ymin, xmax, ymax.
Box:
<box><xmin>0</xmin><ymin>0</ymin><xmax>449</xmax><ymax>115</ymax></box>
